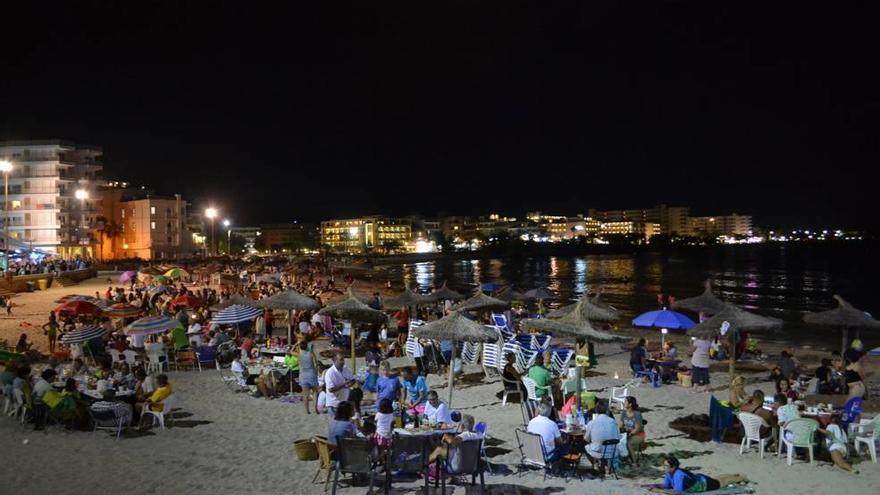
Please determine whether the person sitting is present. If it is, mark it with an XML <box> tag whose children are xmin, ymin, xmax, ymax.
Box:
<box><xmin>428</xmin><ymin>414</ymin><xmax>484</xmax><ymax>472</ymax></box>
<box><xmin>818</xmin><ymin>421</ymin><xmax>858</xmax><ymax>474</ymax></box>
<box><xmin>424</xmin><ymin>390</ymin><xmax>453</xmax><ymax>426</ymax></box>
<box><xmin>33</xmin><ymin>369</ymin><xmax>57</xmax><ymax>401</ymax></box>
<box><xmin>502</xmin><ymin>352</ymin><xmax>523</xmax><ymax>394</ymax></box>
<box><xmin>630</xmin><ymin>338</ymin><xmax>649</xmax><ymax>375</ymax></box>
<box><xmin>137</xmin><ymin>374</ymin><xmax>172</xmax><ymax>428</ymax></box>
<box><xmin>527</xmin><ymin>401</ymin><xmax>568</xmax><ymax>462</ymax></box>
<box><xmin>327</xmin><ymin>400</ymin><xmax>361</xmax><ymax>455</ymax></box>
<box><xmin>617</xmin><ymin>396</ymin><xmax>646</xmax><ymax>462</ymax></box>
<box><xmin>230</xmin><ymin>350</ymin><xmax>252</xmax><ymax>387</ymax></box>
<box><xmin>778</xmin><ymin>350</ymin><xmax>801</xmax><ymax>380</ymax></box>
<box><xmin>401</xmin><ymin>366</ymin><xmax>428</xmax><ymax>414</ymax></box>
<box><xmin>650</xmin><ymin>454</ymin><xmax>748</xmax><ymax>493</ymax></box>
<box><xmin>584</xmin><ymin>400</ymin><xmax>620</xmax><ymax>469</ymax></box>
<box><xmin>90</xmin><ymin>389</ymin><xmax>133</xmax><ymax>427</ymax></box>
<box><xmin>727</xmin><ymin>375</ymin><xmax>748</xmax><ymax>409</ymax></box>
<box><xmin>240</xmin><ymin>333</ymin><xmax>256</xmax><ymax>357</ymax></box>
<box><xmin>814</xmin><ymin>358</ymin><xmax>835</xmax><ymax>394</ymax></box>
<box><xmin>527</xmin><ymin>353</ymin><xmax>553</xmax><ymax>399</ymax></box>
<box><xmin>776</xmin><ymin>378</ymin><xmax>798</xmax><ymax>401</ymax></box>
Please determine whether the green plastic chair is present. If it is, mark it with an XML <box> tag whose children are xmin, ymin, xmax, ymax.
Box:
<box><xmin>782</xmin><ymin>418</ymin><xmax>819</xmax><ymax>465</ymax></box>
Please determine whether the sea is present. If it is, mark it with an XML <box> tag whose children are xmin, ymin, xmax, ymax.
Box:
<box><xmin>375</xmin><ymin>243</ymin><xmax>879</xmax><ymax>349</ymax></box>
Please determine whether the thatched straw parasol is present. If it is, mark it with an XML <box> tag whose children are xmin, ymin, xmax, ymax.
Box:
<box><xmin>558</xmin><ymin>294</ymin><xmax>620</xmax><ymax>324</ymax></box>
<box><xmin>672</xmin><ymin>279</ymin><xmax>727</xmax><ymax>316</ymax></box>
<box><xmin>804</xmin><ymin>295</ymin><xmax>880</xmax><ymax>353</ymax></box>
<box><xmin>450</xmin><ymin>290</ymin><xmax>510</xmax><ymax>313</ymax></box>
<box><xmin>318</xmin><ymin>290</ymin><xmax>389</xmax><ymax>368</ymax></box>
<box><xmin>426</xmin><ymin>281</ymin><xmax>465</xmax><ymax>302</ymax></box>
<box><xmin>688</xmin><ymin>304</ymin><xmax>783</xmax><ymax>381</ymax></box>
<box><xmin>525</xmin><ymin>287</ymin><xmax>557</xmax><ymax>300</ymax></box>
<box><xmin>519</xmin><ymin>318</ymin><xmax>630</xmax><ymax>343</ymax></box>
<box><xmin>256</xmin><ymin>289</ymin><xmax>321</xmax><ymax>343</ymax></box>
<box><xmin>412</xmin><ymin>312</ymin><xmax>499</xmax><ymax>406</ymax></box>
<box><xmin>386</xmin><ymin>289</ymin><xmax>431</xmax><ymax>309</ymax></box>
<box><xmin>494</xmin><ymin>286</ymin><xmax>529</xmax><ymax>303</ymax></box>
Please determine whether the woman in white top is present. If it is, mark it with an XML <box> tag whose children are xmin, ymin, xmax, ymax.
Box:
<box><xmin>819</xmin><ymin>423</ymin><xmax>857</xmax><ymax>474</ymax></box>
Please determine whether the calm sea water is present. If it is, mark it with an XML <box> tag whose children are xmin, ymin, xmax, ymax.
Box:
<box><xmin>377</xmin><ymin>243</ymin><xmax>879</xmax><ymax>348</ymax></box>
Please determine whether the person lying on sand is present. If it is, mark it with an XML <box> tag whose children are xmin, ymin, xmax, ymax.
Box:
<box><xmin>647</xmin><ymin>454</ymin><xmax>749</xmax><ymax>493</ymax></box>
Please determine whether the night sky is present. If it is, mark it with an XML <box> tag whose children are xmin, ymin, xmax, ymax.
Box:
<box><xmin>1</xmin><ymin>3</ymin><xmax>877</xmax><ymax>229</ymax></box>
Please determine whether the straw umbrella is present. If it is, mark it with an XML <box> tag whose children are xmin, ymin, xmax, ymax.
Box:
<box><xmin>412</xmin><ymin>311</ymin><xmax>499</xmax><ymax>406</ymax></box>
<box><xmin>318</xmin><ymin>291</ymin><xmax>388</xmax><ymax>369</ymax></box>
<box><xmin>427</xmin><ymin>282</ymin><xmax>465</xmax><ymax>302</ymax></box>
<box><xmin>671</xmin><ymin>279</ymin><xmax>727</xmax><ymax>317</ymax></box>
<box><xmin>256</xmin><ymin>290</ymin><xmax>321</xmax><ymax>344</ymax></box>
<box><xmin>386</xmin><ymin>288</ymin><xmax>431</xmax><ymax>309</ymax></box>
<box><xmin>525</xmin><ymin>287</ymin><xmax>557</xmax><ymax>300</ymax></box>
<box><xmin>688</xmin><ymin>304</ymin><xmax>783</xmax><ymax>381</ymax></box>
<box><xmin>494</xmin><ymin>286</ymin><xmax>529</xmax><ymax>303</ymax></box>
<box><xmin>804</xmin><ymin>295</ymin><xmax>880</xmax><ymax>354</ymax></box>
<box><xmin>559</xmin><ymin>294</ymin><xmax>620</xmax><ymax>325</ymax></box>
<box><xmin>450</xmin><ymin>291</ymin><xmax>510</xmax><ymax>313</ymax></box>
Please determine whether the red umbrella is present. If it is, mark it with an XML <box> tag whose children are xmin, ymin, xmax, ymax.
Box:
<box><xmin>55</xmin><ymin>300</ymin><xmax>103</xmax><ymax>317</ymax></box>
<box><xmin>170</xmin><ymin>294</ymin><xmax>204</xmax><ymax>309</ymax></box>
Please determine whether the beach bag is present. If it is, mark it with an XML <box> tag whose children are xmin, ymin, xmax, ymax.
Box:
<box><xmin>316</xmin><ymin>391</ymin><xmax>327</xmax><ymax>413</ymax></box>
<box><xmin>42</xmin><ymin>390</ymin><xmax>65</xmax><ymax>409</ymax></box>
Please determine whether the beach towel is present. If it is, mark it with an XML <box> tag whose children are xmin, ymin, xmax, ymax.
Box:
<box><xmin>645</xmin><ymin>485</ymin><xmax>754</xmax><ymax>495</ymax></box>
<box><xmin>710</xmin><ymin>395</ymin><xmax>735</xmax><ymax>442</ymax></box>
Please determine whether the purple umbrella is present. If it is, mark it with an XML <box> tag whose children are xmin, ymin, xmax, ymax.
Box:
<box><xmin>119</xmin><ymin>271</ymin><xmax>137</xmax><ymax>283</ymax></box>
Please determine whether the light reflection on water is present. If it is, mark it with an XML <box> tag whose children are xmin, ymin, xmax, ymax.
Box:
<box><xmin>381</xmin><ymin>245</ymin><xmax>878</xmax><ymax>346</ymax></box>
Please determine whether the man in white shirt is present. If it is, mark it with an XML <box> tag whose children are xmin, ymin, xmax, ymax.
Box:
<box><xmin>324</xmin><ymin>352</ymin><xmax>354</xmax><ymax>417</ymax></box>
<box><xmin>424</xmin><ymin>391</ymin><xmax>453</xmax><ymax>425</ymax></box>
<box><xmin>188</xmin><ymin>322</ymin><xmax>203</xmax><ymax>347</ymax></box>
<box><xmin>527</xmin><ymin>402</ymin><xmax>568</xmax><ymax>461</ymax></box>
<box><xmin>33</xmin><ymin>369</ymin><xmax>57</xmax><ymax>399</ymax></box>
<box><xmin>429</xmin><ymin>414</ymin><xmax>484</xmax><ymax>472</ymax></box>
<box><xmin>584</xmin><ymin>401</ymin><xmax>621</xmax><ymax>463</ymax></box>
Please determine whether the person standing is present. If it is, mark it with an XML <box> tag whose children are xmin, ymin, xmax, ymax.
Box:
<box><xmin>324</xmin><ymin>352</ymin><xmax>354</xmax><ymax>418</ymax></box>
<box><xmin>43</xmin><ymin>312</ymin><xmax>59</xmax><ymax>354</ymax></box>
<box><xmin>691</xmin><ymin>337</ymin><xmax>711</xmax><ymax>392</ymax></box>
<box><xmin>297</xmin><ymin>341</ymin><xmax>319</xmax><ymax>414</ymax></box>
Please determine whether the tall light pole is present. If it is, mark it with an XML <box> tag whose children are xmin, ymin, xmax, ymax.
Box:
<box><xmin>223</xmin><ymin>219</ymin><xmax>231</xmax><ymax>254</ymax></box>
<box><xmin>0</xmin><ymin>160</ymin><xmax>12</xmax><ymax>269</ymax></box>
<box><xmin>205</xmin><ymin>207</ymin><xmax>218</xmax><ymax>256</ymax></box>
<box><xmin>75</xmin><ymin>188</ymin><xmax>89</xmax><ymax>258</ymax></box>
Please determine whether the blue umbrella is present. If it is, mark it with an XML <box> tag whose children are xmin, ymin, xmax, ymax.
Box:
<box><xmin>632</xmin><ymin>309</ymin><xmax>696</xmax><ymax>330</ymax></box>
<box><xmin>59</xmin><ymin>325</ymin><xmax>105</xmax><ymax>344</ymax></box>
<box><xmin>212</xmin><ymin>304</ymin><xmax>263</xmax><ymax>325</ymax></box>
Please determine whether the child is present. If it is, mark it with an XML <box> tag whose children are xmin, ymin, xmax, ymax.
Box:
<box><xmin>362</xmin><ymin>365</ymin><xmax>379</xmax><ymax>403</ymax></box>
<box><xmin>373</xmin><ymin>399</ymin><xmax>394</xmax><ymax>449</ymax></box>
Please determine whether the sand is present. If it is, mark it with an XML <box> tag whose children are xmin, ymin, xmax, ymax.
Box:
<box><xmin>1</xmin><ymin>275</ymin><xmax>878</xmax><ymax>494</ymax></box>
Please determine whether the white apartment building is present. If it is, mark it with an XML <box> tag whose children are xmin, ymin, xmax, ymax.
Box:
<box><xmin>0</xmin><ymin>140</ymin><xmax>103</xmax><ymax>257</ymax></box>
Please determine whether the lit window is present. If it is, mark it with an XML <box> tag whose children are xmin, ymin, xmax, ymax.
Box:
<box><xmin>151</xmin><ymin>221</ymin><xmax>156</xmax><ymax>230</ymax></box>
<box><xmin>121</xmin><ymin>209</ymin><xmax>125</xmax><ymax>218</ymax></box>
<box><xmin>151</xmin><ymin>206</ymin><xmax>156</xmax><ymax>215</ymax></box>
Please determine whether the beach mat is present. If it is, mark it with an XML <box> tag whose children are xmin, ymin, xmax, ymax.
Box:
<box><xmin>645</xmin><ymin>486</ymin><xmax>754</xmax><ymax>495</ymax></box>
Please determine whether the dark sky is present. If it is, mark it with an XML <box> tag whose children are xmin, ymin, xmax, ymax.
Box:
<box><xmin>1</xmin><ymin>3</ymin><xmax>877</xmax><ymax>229</ymax></box>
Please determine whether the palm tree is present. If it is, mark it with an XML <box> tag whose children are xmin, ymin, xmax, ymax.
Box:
<box><xmin>94</xmin><ymin>216</ymin><xmax>122</xmax><ymax>262</ymax></box>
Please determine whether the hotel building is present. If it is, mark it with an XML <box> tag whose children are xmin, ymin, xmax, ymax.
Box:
<box><xmin>321</xmin><ymin>216</ymin><xmax>413</xmax><ymax>253</ymax></box>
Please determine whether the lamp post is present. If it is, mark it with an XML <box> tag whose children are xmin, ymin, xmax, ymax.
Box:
<box><xmin>223</xmin><ymin>219</ymin><xmax>231</xmax><ymax>254</ymax></box>
<box><xmin>205</xmin><ymin>207</ymin><xmax>218</xmax><ymax>256</ymax></box>
<box><xmin>0</xmin><ymin>160</ymin><xmax>12</xmax><ymax>269</ymax></box>
<box><xmin>75</xmin><ymin>189</ymin><xmax>89</xmax><ymax>258</ymax></box>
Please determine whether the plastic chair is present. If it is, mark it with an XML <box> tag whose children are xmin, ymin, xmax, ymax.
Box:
<box><xmin>853</xmin><ymin>415</ymin><xmax>879</xmax><ymax>463</ymax></box>
<box><xmin>435</xmin><ymin>439</ymin><xmax>485</xmax><ymax>495</ymax></box>
<box><xmin>481</xmin><ymin>343</ymin><xmax>502</xmax><ymax>379</ymax></box>
<box><xmin>88</xmin><ymin>406</ymin><xmax>129</xmax><ymax>440</ymax></box>
<box><xmin>738</xmin><ymin>412</ymin><xmax>771</xmax><ymax>458</ymax></box>
<box><xmin>146</xmin><ymin>353</ymin><xmax>164</xmax><ymax>374</ymax></box>
<box><xmin>142</xmin><ymin>394</ymin><xmax>176</xmax><ymax>431</ymax></box>
<box><xmin>121</xmin><ymin>349</ymin><xmax>138</xmax><ymax>366</ymax></box>
<box><xmin>610</xmin><ymin>386</ymin><xmax>629</xmax><ymax>411</ymax></box>
<box><xmin>521</xmin><ymin>377</ymin><xmax>553</xmax><ymax>407</ymax></box>
<box><xmin>474</xmin><ymin>422</ymin><xmax>493</xmax><ymax>474</ymax></box>
<box><xmin>596</xmin><ymin>438</ymin><xmax>620</xmax><ymax>480</ymax></box>
<box><xmin>108</xmin><ymin>349</ymin><xmax>122</xmax><ymax>364</ymax></box>
<box><xmin>515</xmin><ymin>428</ymin><xmax>552</xmax><ymax>480</ymax></box>
<box><xmin>311</xmin><ymin>436</ymin><xmax>335</xmax><ymax>491</ymax></box>
<box><xmin>781</xmin><ymin>418</ymin><xmax>819</xmax><ymax>465</ymax></box>
<box><xmin>331</xmin><ymin>436</ymin><xmax>377</xmax><ymax>495</ymax></box>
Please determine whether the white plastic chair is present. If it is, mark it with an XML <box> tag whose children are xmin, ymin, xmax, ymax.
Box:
<box><xmin>781</xmin><ymin>418</ymin><xmax>818</xmax><ymax>465</ymax></box>
<box><xmin>122</xmin><ymin>350</ymin><xmax>138</xmax><ymax>366</ymax></box>
<box><xmin>610</xmin><ymin>386</ymin><xmax>629</xmax><ymax>411</ymax></box>
<box><xmin>146</xmin><ymin>353</ymin><xmax>164</xmax><ymax>374</ymax></box>
<box><xmin>108</xmin><ymin>349</ymin><xmax>122</xmax><ymax>364</ymax></box>
<box><xmin>738</xmin><ymin>412</ymin><xmax>771</xmax><ymax>458</ymax></box>
<box><xmin>853</xmin><ymin>415</ymin><xmax>879</xmax><ymax>463</ymax></box>
<box><xmin>521</xmin><ymin>376</ymin><xmax>553</xmax><ymax>407</ymax></box>
<box><xmin>142</xmin><ymin>394</ymin><xmax>176</xmax><ymax>431</ymax></box>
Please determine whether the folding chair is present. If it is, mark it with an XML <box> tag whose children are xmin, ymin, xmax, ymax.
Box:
<box><xmin>387</xmin><ymin>433</ymin><xmax>429</xmax><ymax>494</ymax></box>
<box><xmin>311</xmin><ymin>436</ymin><xmax>335</xmax><ymax>491</ymax></box>
<box><xmin>88</xmin><ymin>406</ymin><xmax>130</xmax><ymax>440</ymax></box>
<box><xmin>595</xmin><ymin>439</ymin><xmax>619</xmax><ymax>480</ymax></box>
<box><xmin>332</xmin><ymin>436</ymin><xmax>378</xmax><ymax>495</ymax></box>
<box><xmin>174</xmin><ymin>351</ymin><xmax>197</xmax><ymax>371</ymax></box>
<box><xmin>435</xmin><ymin>438</ymin><xmax>486</xmax><ymax>495</ymax></box>
<box><xmin>481</xmin><ymin>343</ymin><xmax>502</xmax><ymax>380</ymax></box>
<box><xmin>515</xmin><ymin>428</ymin><xmax>553</xmax><ymax>480</ymax></box>
<box><xmin>474</xmin><ymin>422</ymin><xmax>493</xmax><ymax>474</ymax></box>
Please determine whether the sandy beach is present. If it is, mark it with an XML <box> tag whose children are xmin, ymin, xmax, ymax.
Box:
<box><xmin>1</xmin><ymin>276</ymin><xmax>879</xmax><ymax>494</ymax></box>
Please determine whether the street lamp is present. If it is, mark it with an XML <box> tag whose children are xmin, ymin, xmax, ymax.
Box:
<box><xmin>205</xmin><ymin>207</ymin><xmax>218</xmax><ymax>256</ymax></box>
<box><xmin>223</xmin><ymin>219</ymin><xmax>231</xmax><ymax>254</ymax></box>
<box><xmin>75</xmin><ymin>189</ymin><xmax>89</xmax><ymax>257</ymax></box>
<box><xmin>0</xmin><ymin>160</ymin><xmax>12</xmax><ymax>269</ymax></box>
